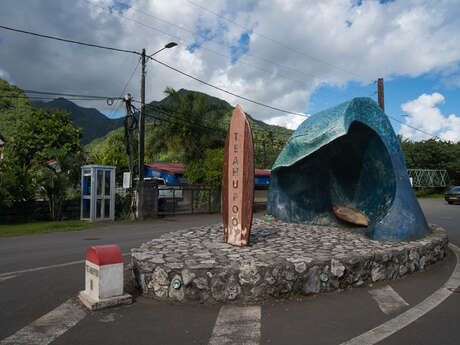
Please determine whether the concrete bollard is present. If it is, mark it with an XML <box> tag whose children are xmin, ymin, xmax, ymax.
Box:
<box><xmin>79</xmin><ymin>245</ymin><xmax>132</xmax><ymax>310</ymax></box>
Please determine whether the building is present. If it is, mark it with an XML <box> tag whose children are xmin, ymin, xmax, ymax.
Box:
<box><xmin>144</xmin><ymin>162</ymin><xmax>270</xmax><ymax>186</ymax></box>
<box><xmin>144</xmin><ymin>163</ymin><xmax>188</xmax><ymax>185</ymax></box>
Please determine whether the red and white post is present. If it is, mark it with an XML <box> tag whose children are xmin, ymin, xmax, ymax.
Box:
<box><xmin>79</xmin><ymin>245</ymin><xmax>132</xmax><ymax>310</ymax></box>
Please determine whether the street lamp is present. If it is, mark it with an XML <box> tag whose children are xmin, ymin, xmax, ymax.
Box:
<box><xmin>148</xmin><ymin>42</ymin><xmax>178</xmax><ymax>58</ymax></box>
<box><xmin>138</xmin><ymin>42</ymin><xmax>178</xmax><ymax>220</ymax></box>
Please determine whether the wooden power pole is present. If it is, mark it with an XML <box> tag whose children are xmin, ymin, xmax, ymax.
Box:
<box><xmin>138</xmin><ymin>48</ymin><xmax>146</xmax><ymax>220</ymax></box>
<box><xmin>124</xmin><ymin>94</ymin><xmax>136</xmax><ymax>219</ymax></box>
<box><xmin>377</xmin><ymin>78</ymin><xmax>384</xmax><ymax>112</ymax></box>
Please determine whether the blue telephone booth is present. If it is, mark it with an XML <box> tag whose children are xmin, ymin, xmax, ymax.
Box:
<box><xmin>81</xmin><ymin>165</ymin><xmax>116</xmax><ymax>222</ymax></box>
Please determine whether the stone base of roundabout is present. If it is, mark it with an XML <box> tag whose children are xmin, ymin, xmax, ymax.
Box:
<box><xmin>131</xmin><ymin>219</ymin><xmax>448</xmax><ymax>304</ymax></box>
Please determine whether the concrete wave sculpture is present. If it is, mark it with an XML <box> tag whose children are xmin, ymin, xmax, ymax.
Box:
<box><xmin>267</xmin><ymin>97</ymin><xmax>428</xmax><ymax>241</ymax></box>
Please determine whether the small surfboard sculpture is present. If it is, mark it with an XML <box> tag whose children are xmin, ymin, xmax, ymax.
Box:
<box><xmin>222</xmin><ymin>105</ymin><xmax>254</xmax><ymax>246</ymax></box>
<box><xmin>332</xmin><ymin>205</ymin><xmax>369</xmax><ymax>227</ymax></box>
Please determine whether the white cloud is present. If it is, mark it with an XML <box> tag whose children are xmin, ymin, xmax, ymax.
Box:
<box><xmin>0</xmin><ymin>0</ymin><xmax>460</xmax><ymax>124</ymax></box>
<box><xmin>0</xmin><ymin>68</ymin><xmax>12</xmax><ymax>83</ymax></box>
<box><xmin>265</xmin><ymin>114</ymin><xmax>307</xmax><ymax>130</ymax></box>
<box><xmin>399</xmin><ymin>92</ymin><xmax>460</xmax><ymax>142</ymax></box>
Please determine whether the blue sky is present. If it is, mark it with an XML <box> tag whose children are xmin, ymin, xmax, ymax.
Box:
<box><xmin>308</xmin><ymin>73</ymin><xmax>460</xmax><ymax>135</ymax></box>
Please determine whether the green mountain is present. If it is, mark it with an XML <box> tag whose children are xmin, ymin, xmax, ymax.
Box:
<box><xmin>88</xmin><ymin>88</ymin><xmax>295</xmax><ymax>169</ymax></box>
<box><xmin>34</xmin><ymin>98</ymin><xmax>124</xmax><ymax>144</ymax></box>
<box><xmin>144</xmin><ymin>88</ymin><xmax>294</xmax><ymax>143</ymax></box>
<box><xmin>0</xmin><ymin>79</ymin><xmax>124</xmax><ymax>145</ymax></box>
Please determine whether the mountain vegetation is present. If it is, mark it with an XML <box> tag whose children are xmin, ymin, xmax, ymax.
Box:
<box><xmin>0</xmin><ymin>79</ymin><xmax>36</xmax><ymax>140</ymax></box>
<box><xmin>34</xmin><ymin>98</ymin><xmax>124</xmax><ymax>144</ymax></box>
<box><xmin>0</xmin><ymin>107</ymin><xmax>83</xmax><ymax>219</ymax></box>
<box><xmin>399</xmin><ymin>136</ymin><xmax>460</xmax><ymax>186</ymax></box>
<box><xmin>88</xmin><ymin>88</ymin><xmax>296</xmax><ymax>185</ymax></box>
<box><xmin>2</xmin><ymin>78</ymin><xmax>458</xmax><ymax>193</ymax></box>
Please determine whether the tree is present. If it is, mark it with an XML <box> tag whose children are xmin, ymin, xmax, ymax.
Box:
<box><xmin>186</xmin><ymin>148</ymin><xmax>224</xmax><ymax>186</ymax></box>
<box><xmin>0</xmin><ymin>108</ymin><xmax>82</xmax><ymax>220</ymax></box>
<box><xmin>36</xmin><ymin>147</ymin><xmax>84</xmax><ymax>220</ymax></box>
<box><xmin>147</xmin><ymin>87</ymin><xmax>225</xmax><ymax>164</ymax></box>
<box><xmin>87</xmin><ymin>127</ymin><xmax>138</xmax><ymax>183</ymax></box>
<box><xmin>399</xmin><ymin>137</ymin><xmax>460</xmax><ymax>186</ymax></box>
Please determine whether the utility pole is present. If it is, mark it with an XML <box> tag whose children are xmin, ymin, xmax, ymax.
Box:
<box><xmin>124</xmin><ymin>94</ymin><xmax>136</xmax><ymax>219</ymax></box>
<box><xmin>138</xmin><ymin>48</ymin><xmax>146</xmax><ymax>220</ymax></box>
<box><xmin>377</xmin><ymin>77</ymin><xmax>384</xmax><ymax>112</ymax></box>
<box><xmin>136</xmin><ymin>43</ymin><xmax>177</xmax><ymax>220</ymax></box>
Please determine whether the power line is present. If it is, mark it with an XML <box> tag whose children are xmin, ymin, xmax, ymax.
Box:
<box><xmin>138</xmin><ymin>104</ymin><xmax>227</xmax><ymax>137</ymax></box>
<box><xmin>110</xmin><ymin>56</ymin><xmax>142</xmax><ymax>117</ymax></box>
<box><xmin>148</xmin><ymin>56</ymin><xmax>308</xmax><ymax>117</ymax></box>
<box><xmin>387</xmin><ymin>114</ymin><xmax>440</xmax><ymax>140</ymax></box>
<box><xmin>85</xmin><ymin>0</ymin><xmax>322</xmax><ymax>83</ymax></box>
<box><xmin>0</xmin><ymin>23</ymin><xmax>306</xmax><ymax>117</ymax></box>
<box><xmin>0</xmin><ymin>24</ymin><xmax>140</xmax><ymax>55</ymax></box>
<box><xmin>185</xmin><ymin>0</ymin><xmax>365</xmax><ymax>79</ymax></box>
<box><xmin>0</xmin><ymin>94</ymin><xmax>114</xmax><ymax>102</ymax></box>
<box><xmin>0</xmin><ymin>87</ymin><xmax>125</xmax><ymax>100</ymax></box>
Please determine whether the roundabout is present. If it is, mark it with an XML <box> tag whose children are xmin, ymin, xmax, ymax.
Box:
<box><xmin>131</xmin><ymin>218</ymin><xmax>448</xmax><ymax>304</ymax></box>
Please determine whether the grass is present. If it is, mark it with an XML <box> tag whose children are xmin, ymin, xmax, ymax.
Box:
<box><xmin>0</xmin><ymin>217</ymin><xmax>159</xmax><ymax>238</ymax></box>
<box><xmin>416</xmin><ymin>193</ymin><xmax>445</xmax><ymax>199</ymax></box>
<box><xmin>0</xmin><ymin>220</ymin><xmax>96</xmax><ymax>237</ymax></box>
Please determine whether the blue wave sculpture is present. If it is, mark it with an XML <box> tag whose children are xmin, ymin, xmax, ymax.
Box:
<box><xmin>267</xmin><ymin>98</ymin><xmax>428</xmax><ymax>241</ymax></box>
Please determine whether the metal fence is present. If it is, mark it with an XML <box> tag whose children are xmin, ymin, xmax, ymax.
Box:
<box><xmin>156</xmin><ymin>185</ymin><xmax>269</xmax><ymax>216</ymax></box>
<box><xmin>407</xmin><ymin>169</ymin><xmax>449</xmax><ymax>188</ymax></box>
<box><xmin>157</xmin><ymin>185</ymin><xmax>221</xmax><ymax>216</ymax></box>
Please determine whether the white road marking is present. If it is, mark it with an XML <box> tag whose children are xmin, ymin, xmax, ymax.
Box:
<box><xmin>369</xmin><ymin>285</ymin><xmax>409</xmax><ymax>315</ymax></box>
<box><xmin>0</xmin><ymin>298</ymin><xmax>87</xmax><ymax>345</ymax></box>
<box><xmin>208</xmin><ymin>305</ymin><xmax>261</xmax><ymax>345</ymax></box>
<box><xmin>340</xmin><ymin>243</ymin><xmax>460</xmax><ymax>345</ymax></box>
<box><xmin>0</xmin><ymin>253</ymin><xmax>130</xmax><ymax>278</ymax></box>
<box><xmin>0</xmin><ymin>274</ymin><xmax>18</xmax><ymax>282</ymax></box>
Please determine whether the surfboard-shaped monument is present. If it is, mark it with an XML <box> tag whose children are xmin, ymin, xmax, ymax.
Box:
<box><xmin>222</xmin><ymin>105</ymin><xmax>254</xmax><ymax>246</ymax></box>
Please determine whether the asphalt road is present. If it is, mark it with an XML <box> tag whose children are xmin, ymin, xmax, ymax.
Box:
<box><xmin>0</xmin><ymin>199</ymin><xmax>459</xmax><ymax>345</ymax></box>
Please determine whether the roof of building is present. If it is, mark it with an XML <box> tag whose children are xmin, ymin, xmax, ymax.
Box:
<box><xmin>255</xmin><ymin>169</ymin><xmax>270</xmax><ymax>177</ymax></box>
<box><xmin>146</xmin><ymin>163</ymin><xmax>270</xmax><ymax>177</ymax></box>
<box><xmin>145</xmin><ymin>163</ymin><xmax>185</xmax><ymax>175</ymax></box>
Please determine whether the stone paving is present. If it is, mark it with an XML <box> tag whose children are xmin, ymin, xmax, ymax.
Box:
<box><xmin>131</xmin><ymin>218</ymin><xmax>448</xmax><ymax>304</ymax></box>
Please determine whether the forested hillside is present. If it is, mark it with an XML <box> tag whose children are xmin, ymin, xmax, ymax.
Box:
<box><xmin>87</xmin><ymin>88</ymin><xmax>295</xmax><ymax>184</ymax></box>
<box><xmin>34</xmin><ymin>98</ymin><xmax>124</xmax><ymax>144</ymax></box>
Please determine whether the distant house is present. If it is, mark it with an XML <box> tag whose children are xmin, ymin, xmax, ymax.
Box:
<box><xmin>254</xmin><ymin>169</ymin><xmax>271</xmax><ymax>186</ymax></box>
<box><xmin>0</xmin><ymin>132</ymin><xmax>5</xmax><ymax>160</ymax></box>
<box><xmin>144</xmin><ymin>163</ymin><xmax>188</xmax><ymax>185</ymax></box>
<box><xmin>144</xmin><ymin>162</ymin><xmax>270</xmax><ymax>186</ymax></box>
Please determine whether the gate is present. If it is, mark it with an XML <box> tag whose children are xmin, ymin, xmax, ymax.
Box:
<box><xmin>157</xmin><ymin>185</ymin><xmax>220</xmax><ymax>216</ymax></box>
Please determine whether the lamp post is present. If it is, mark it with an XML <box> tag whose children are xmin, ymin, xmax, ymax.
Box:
<box><xmin>138</xmin><ymin>42</ymin><xmax>177</xmax><ymax>220</ymax></box>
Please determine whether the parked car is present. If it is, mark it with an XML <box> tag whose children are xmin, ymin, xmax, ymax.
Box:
<box><xmin>444</xmin><ymin>186</ymin><xmax>460</xmax><ymax>204</ymax></box>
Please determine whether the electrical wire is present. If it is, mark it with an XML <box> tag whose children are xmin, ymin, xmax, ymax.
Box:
<box><xmin>0</xmin><ymin>24</ymin><xmax>307</xmax><ymax>117</ymax></box>
<box><xmin>185</xmin><ymin>0</ymin><xmax>364</xmax><ymax>79</ymax></box>
<box><xmin>148</xmin><ymin>56</ymin><xmax>308</xmax><ymax>117</ymax></box>
<box><xmin>0</xmin><ymin>24</ymin><xmax>140</xmax><ymax>55</ymax></box>
<box><xmin>386</xmin><ymin>114</ymin><xmax>440</xmax><ymax>140</ymax></box>
<box><xmin>134</xmin><ymin>104</ymin><xmax>227</xmax><ymax>137</ymax></box>
<box><xmin>110</xmin><ymin>56</ymin><xmax>142</xmax><ymax>117</ymax></box>
<box><xmin>0</xmin><ymin>86</ymin><xmax>124</xmax><ymax>100</ymax></box>
<box><xmin>84</xmin><ymin>0</ymin><xmax>325</xmax><ymax>83</ymax></box>
<box><xmin>0</xmin><ymin>94</ymin><xmax>113</xmax><ymax>102</ymax></box>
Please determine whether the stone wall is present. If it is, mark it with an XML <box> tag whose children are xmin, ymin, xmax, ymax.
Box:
<box><xmin>131</xmin><ymin>219</ymin><xmax>448</xmax><ymax>304</ymax></box>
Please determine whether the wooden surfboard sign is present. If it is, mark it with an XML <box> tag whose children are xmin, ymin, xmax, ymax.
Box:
<box><xmin>222</xmin><ymin>105</ymin><xmax>254</xmax><ymax>246</ymax></box>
